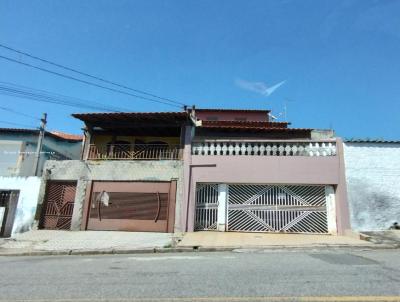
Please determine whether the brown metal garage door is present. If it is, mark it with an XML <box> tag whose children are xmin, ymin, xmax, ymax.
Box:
<box><xmin>39</xmin><ymin>181</ymin><xmax>76</xmax><ymax>230</ymax></box>
<box><xmin>83</xmin><ymin>181</ymin><xmax>177</xmax><ymax>233</ymax></box>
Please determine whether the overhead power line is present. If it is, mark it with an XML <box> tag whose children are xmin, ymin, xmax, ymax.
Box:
<box><xmin>0</xmin><ymin>120</ymin><xmax>37</xmax><ymax>129</ymax></box>
<box><xmin>0</xmin><ymin>105</ymin><xmax>40</xmax><ymax>120</ymax></box>
<box><xmin>0</xmin><ymin>55</ymin><xmax>182</xmax><ymax>108</ymax></box>
<box><xmin>0</xmin><ymin>81</ymin><xmax>132</xmax><ymax>112</ymax></box>
<box><xmin>0</xmin><ymin>43</ymin><xmax>186</xmax><ymax>107</ymax></box>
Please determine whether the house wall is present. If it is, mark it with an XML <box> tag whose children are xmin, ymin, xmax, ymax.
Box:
<box><xmin>185</xmin><ymin>138</ymin><xmax>350</xmax><ymax>234</ymax></box>
<box><xmin>92</xmin><ymin>135</ymin><xmax>180</xmax><ymax>146</ymax></box>
<box><xmin>0</xmin><ymin>176</ymin><xmax>41</xmax><ymax>235</ymax></box>
<box><xmin>0</xmin><ymin>132</ymin><xmax>82</xmax><ymax>177</ymax></box>
<box><xmin>0</xmin><ymin>140</ymin><xmax>23</xmax><ymax>176</ymax></box>
<box><xmin>39</xmin><ymin>160</ymin><xmax>185</xmax><ymax>232</ymax></box>
<box><xmin>196</xmin><ymin>111</ymin><xmax>268</xmax><ymax>122</ymax></box>
<box><xmin>344</xmin><ymin>142</ymin><xmax>400</xmax><ymax>231</ymax></box>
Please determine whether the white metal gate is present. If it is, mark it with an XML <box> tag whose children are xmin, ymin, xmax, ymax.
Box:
<box><xmin>195</xmin><ymin>184</ymin><xmax>329</xmax><ymax>234</ymax></box>
<box><xmin>227</xmin><ymin>185</ymin><xmax>328</xmax><ymax>233</ymax></box>
<box><xmin>194</xmin><ymin>184</ymin><xmax>218</xmax><ymax>230</ymax></box>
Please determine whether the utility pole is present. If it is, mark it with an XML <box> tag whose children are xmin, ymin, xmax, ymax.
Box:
<box><xmin>33</xmin><ymin>113</ymin><xmax>47</xmax><ymax>176</ymax></box>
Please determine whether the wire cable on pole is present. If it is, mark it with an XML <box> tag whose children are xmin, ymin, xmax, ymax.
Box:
<box><xmin>0</xmin><ymin>43</ymin><xmax>186</xmax><ymax>107</ymax></box>
<box><xmin>0</xmin><ymin>55</ymin><xmax>182</xmax><ymax>108</ymax></box>
<box><xmin>0</xmin><ymin>105</ymin><xmax>40</xmax><ymax>120</ymax></box>
<box><xmin>0</xmin><ymin>120</ymin><xmax>37</xmax><ymax>128</ymax></box>
<box><xmin>0</xmin><ymin>82</ymin><xmax>132</xmax><ymax>112</ymax></box>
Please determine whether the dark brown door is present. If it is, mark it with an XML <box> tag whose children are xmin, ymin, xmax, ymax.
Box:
<box><xmin>0</xmin><ymin>190</ymin><xmax>19</xmax><ymax>238</ymax></box>
<box><xmin>84</xmin><ymin>181</ymin><xmax>176</xmax><ymax>233</ymax></box>
<box><xmin>39</xmin><ymin>181</ymin><xmax>76</xmax><ymax>230</ymax></box>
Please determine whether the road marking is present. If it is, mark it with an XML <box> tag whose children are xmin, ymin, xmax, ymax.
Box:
<box><xmin>2</xmin><ymin>296</ymin><xmax>400</xmax><ymax>302</ymax></box>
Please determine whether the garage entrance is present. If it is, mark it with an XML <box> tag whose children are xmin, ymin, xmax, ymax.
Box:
<box><xmin>195</xmin><ymin>184</ymin><xmax>330</xmax><ymax>234</ymax></box>
<box><xmin>84</xmin><ymin>181</ymin><xmax>177</xmax><ymax>233</ymax></box>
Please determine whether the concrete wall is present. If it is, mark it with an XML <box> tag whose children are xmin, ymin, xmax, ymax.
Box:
<box><xmin>0</xmin><ymin>176</ymin><xmax>41</xmax><ymax>235</ymax></box>
<box><xmin>40</xmin><ymin>160</ymin><xmax>184</xmax><ymax>232</ymax></box>
<box><xmin>196</xmin><ymin>111</ymin><xmax>268</xmax><ymax>122</ymax></box>
<box><xmin>0</xmin><ymin>140</ymin><xmax>23</xmax><ymax>176</ymax></box>
<box><xmin>344</xmin><ymin>142</ymin><xmax>400</xmax><ymax>231</ymax></box>
<box><xmin>184</xmin><ymin>139</ymin><xmax>350</xmax><ymax>234</ymax></box>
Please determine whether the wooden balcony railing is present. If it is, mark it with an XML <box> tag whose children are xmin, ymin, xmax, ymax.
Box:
<box><xmin>87</xmin><ymin>144</ymin><xmax>182</xmax><ymax>160</ymax></box>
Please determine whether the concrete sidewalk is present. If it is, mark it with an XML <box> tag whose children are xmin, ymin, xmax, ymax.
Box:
<box><xmin>177</xmin><ymin>231</ymin><xmax>379</xmax><ymax>249</ymax></box>
<box><xmin>1</xmin><ymin>230</ymin><xmax>396</xmax><ymax>256</ymax></box>
<box><xmin>0</xmin><ymin>230</ymin><xmax>176</xmax><ymax>255</ymax></box>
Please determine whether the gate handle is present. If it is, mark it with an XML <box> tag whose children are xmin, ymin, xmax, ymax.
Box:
<box><xmin>97</xmin><ymin>198</ymin><xmax>102</xmax><ymax>221</ymax></box>
<box><xmin>96</xmin><ymin>191</ymin><xmax>106</xmax><ymax>221</ymax></box>
<box><xmin>154</xmin><ymin>192</ymin><xmax>161</xmax><ymax>222</ymax></box>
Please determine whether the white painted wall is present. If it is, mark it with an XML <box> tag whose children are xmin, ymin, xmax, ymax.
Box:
<box><xmin>0</xmin><ymin>207</ymin><xmax>5</xmax><ymax>228</ymax></box>
<box><xmin>0</xmin><ymin>176</ymin><xmax>41</xmax><ymax>235</ymax></box>
<box><xmin>344</xmin><ymin>142</ymin><xmax>400</xmax><ymax>231</ymax></box>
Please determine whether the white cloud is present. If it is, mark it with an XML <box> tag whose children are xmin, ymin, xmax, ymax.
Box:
<box><xmin>235</xmin><ymin>79</ymin><xmax>286</xmax><ymax>96</ymax></box>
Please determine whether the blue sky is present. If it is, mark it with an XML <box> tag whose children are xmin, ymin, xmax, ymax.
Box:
<box><xmin>0</xmin><ymin>0</ymin><xmax>399</xmax><ymax>138</ymax></box>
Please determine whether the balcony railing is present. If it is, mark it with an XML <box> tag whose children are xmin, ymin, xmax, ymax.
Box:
<box><xmin>87</xmin><ymin>144</ymin><xmax>181</xmax><ymax>160</ymax></box>
<box><xmin>192</xmin><ymin>140</ymin><xmax>337</xmax><ymax>157</ymax></box>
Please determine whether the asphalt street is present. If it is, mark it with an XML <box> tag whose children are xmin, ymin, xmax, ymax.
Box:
<box><xmin>1</xmin><ymin>249</ymin><xmax>400</xmax><ymax>301</ymax></box>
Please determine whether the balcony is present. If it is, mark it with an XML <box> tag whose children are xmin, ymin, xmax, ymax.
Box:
<box><xmin>87</xmin><ymin>144</ymin><xmax>182</xmax><ymax>160</ymax></box>
<box><xmin>191</xmin><ymin>140</ymin><xmax>337</xmax><ymax>157</ymax></box>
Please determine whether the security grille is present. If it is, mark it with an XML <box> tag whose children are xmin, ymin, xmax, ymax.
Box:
<box><xmin>40</xmin><ymin>182</ymin><xmax>76</xmax><ymax>230</ymax></box>
<box><xmin>194</xmin><ymin>184</ymin><xmax>218</xmax><ymax>230</ymax></box>
<box><xmin>194</xmin><ymin>184</ymin><xmax>328</xmax><ymax>234</ymax></box>
<box><xmin>227</xmin><ymin>185</ymin><xmax>328</xmax><ymax>233</ymax></box>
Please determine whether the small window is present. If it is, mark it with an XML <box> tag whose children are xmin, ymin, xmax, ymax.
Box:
<box><xmin>206</xmin><ymin>116</ymin><xmax>219</xmax><ymax>121</ymax></box>
<box><xmin>234</xmin><ymin>117</ymin><xmax>247</xmax><ymax>121</ymax></box>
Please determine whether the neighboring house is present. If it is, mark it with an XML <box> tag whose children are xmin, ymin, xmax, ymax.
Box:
<box><xmin>37</xmin><ymin>108</ymin><xmax>351</xmax><ymax>236</ymax></box>
<box><xmin>343</xmin><ymin>139</ymin><xmax>400</xmax><ymax>231</ymax></box>
<box><xmin>0</xmin><ymin>128</ymin><xmax>82</xmax><ymax>177</ymax></box>
<box><xmin>0</xmin><ymin>128</ymin><xmax>82</xmax><ymax>237</ymax></box>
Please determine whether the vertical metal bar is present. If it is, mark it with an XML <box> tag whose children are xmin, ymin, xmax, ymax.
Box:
<box><xmin>217</xmin><ymin>184</ymin><xmax>227</xmax><ymax>231</ymax></box>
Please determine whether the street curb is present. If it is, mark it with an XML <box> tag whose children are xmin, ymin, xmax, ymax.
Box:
<box><xmin>0</xmin><ymin>243</ymin><xmax>398</xmax><ymax>256</ymax></box>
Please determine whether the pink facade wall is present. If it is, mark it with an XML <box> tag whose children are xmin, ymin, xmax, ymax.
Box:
<box><xmin>196</xmin><ymin>111</ymin><xmax>268</xmax><ymax>122</ymax></box>
<box><xmin>182</xmin><ymin>138</ymin><xmax>351</xmax><ymax>235</ymax></box>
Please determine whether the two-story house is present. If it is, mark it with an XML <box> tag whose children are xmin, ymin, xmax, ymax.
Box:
<box><xmin>37</xmin><ymin>112</ymin><xmax>190</xmax><ymax>232</ymax></box>
<box><xmin>187</xmin><ymin>109</ymin><xmax>349</xmax><ymax>235</ymax></box>
<box><xmin>37</xmin><ymin>108</ymin><xmax>351</xmax><ymax>236</ymax></box>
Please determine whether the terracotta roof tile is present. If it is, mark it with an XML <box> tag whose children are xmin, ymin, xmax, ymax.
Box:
<box><xmin>72</xmin><ymin>111</ymin><xmax>189</xmax><ymax>123</ymax></box>
<box><xmin>201</xmin><ymin>120</ymin><xmax>289</xmax><ymax>129</ymax></box>
<box><xmin>0</xmin><ymin>128</ymin><xmax>82</xmax><ymax>142</ymax></box>
<box><xmin>49</xmin><ymin>131</ymin><xmax>83</xmax><ymax>141</ymax></box>
<box><xmin>195</xmin><ymin>108</ymin><xmax>270</xmax><ymax>113</ymax></box>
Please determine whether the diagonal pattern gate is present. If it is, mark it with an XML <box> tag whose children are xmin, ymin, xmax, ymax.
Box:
<box><xmin>40</xmin><ymin>181</ymin><xmax>76</xmax><ymax>230</ymax></box>
<box><xmin>194</xmin><ymin>183</ymin><xmax>329</xmax><ymax>233</ymax></box>
<box><xmin>227</xmin><ymin>185</ymin><xmax>328</xmax><ymax>233</ymax></box>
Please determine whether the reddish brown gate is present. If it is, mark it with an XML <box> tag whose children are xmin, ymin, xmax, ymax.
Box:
<box><xmin>39</xmin><ymin>181</ymin><xmax>76</xmax><ymax>230</ymax></box>
<box><xmin>83</xmin><ymin>181</ymin><xmax>177</xmax><ymax>233</ymax></box>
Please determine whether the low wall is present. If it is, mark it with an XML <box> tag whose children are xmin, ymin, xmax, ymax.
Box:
<box><xmin>344</xmin><ymin>142</ymin><xmax>400</xmax><ymax>231</ymax></box>
<box><xmin>0</xmin><ymin>176</ymin><xmax>41</xmax><ymax>235</ymax></box>
<box><xmin>41</xmin><ymin>160</ymin><xmax>184</xmax><ymax>232</ymax></box>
